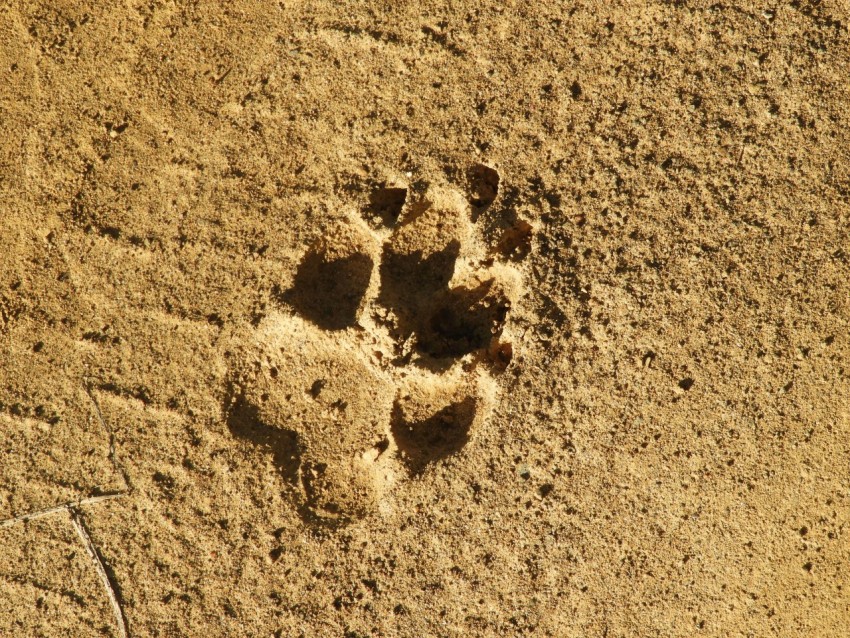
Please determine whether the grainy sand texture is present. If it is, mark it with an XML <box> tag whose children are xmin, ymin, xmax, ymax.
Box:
<box><xmin>1</xmin><ymin>1</ymin><xmax>849</xmax><ymax>636</ymax></box>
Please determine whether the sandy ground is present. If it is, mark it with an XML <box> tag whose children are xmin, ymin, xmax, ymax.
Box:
<box><xmin>2</xmin><ymin>1</ymin><xmax>850</xmax><ymax>636</ymax></box>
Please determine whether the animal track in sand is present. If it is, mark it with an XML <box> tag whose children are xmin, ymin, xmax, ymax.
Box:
<box><xmin>226</xmin><ymin>167</ymin><xmax>530</xmax><ymax>525</ymax></box>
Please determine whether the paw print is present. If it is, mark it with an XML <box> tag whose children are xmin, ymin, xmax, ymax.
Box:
<box><xmin>226</xmin><ymin>167</ymin><xmax>530</xmax><ymax>525</ymax></box>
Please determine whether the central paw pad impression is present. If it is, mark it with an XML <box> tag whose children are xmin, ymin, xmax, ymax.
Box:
<box><xmin>227</xmin><ymin>170</ymin><xmax>529</xmax><ymax>525</ymax></box>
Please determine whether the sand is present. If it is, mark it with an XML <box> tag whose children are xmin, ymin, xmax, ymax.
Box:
<box><xmin>1</xmin><ymin>1</ymin><xmax>849</xmax><ymax>636</ymax></box>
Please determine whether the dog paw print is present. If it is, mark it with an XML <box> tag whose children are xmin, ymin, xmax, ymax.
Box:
<box><xmin>226</xmin><ymin>167</ymin><xmax>530</xmax><ymax>525</ymax></box>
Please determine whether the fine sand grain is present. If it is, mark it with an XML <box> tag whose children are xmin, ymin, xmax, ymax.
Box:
<box><xmin>2</xmin><ymin>1</ymin><xmax>849</xmax><ymax>636</ymax></box>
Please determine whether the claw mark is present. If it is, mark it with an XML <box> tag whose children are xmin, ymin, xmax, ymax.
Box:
<box><xmin>367</xmin><ymin>186</ymin><xmax>408</xmax><ymax>226</ymax></box>
<box><xmin>468</xmin><ymin>163</ymin><xmax>500</xmax><ymax>210</ymax></box>
<box><xmin>70</xmin><ymin>509</ymin><xmax>130</xmax><ymax>638</ymax></box>
<box><xmin>495</xmin><ymin>220</ymin><xmax>534</xmax><ymax>260</ymax></box>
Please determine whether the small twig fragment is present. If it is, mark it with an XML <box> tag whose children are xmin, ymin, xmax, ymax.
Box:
<box><xmin>0</xmin><ymin>492</ymin><xmax>125</xmax><ymax>529</ymax></box>
<box><xmin>70</xmin><ymin>509</ymin><xmax>130</xmax><ymax>638</ymax></box>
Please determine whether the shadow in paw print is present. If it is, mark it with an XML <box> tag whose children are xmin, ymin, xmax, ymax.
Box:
<box><xmin>391</xmin><ymin>397</ymin><xmax>477</xmax><ymax>474</ymax></box>
<box><xmin>418</xmin><ymin>280</ymin><xmax>511</xmax><ymax>358</ymax></box>
<box><xmin>227</xmin><ymin>401</ymin><xmax>347</xmax><ymax>529</ymax></box>
<box><xmin>226</xmin><ymin>397</ymin><xmax>301</xmax><ymax>487</ymax></box>
<box><xmin>378</xmin><ymin>240</ymin><xmax>461</xmax><ymax>321</ymax></box>
<box><xmin>367</xmin><ymin>187</ymin><xmax>407</xmax><ymax>227</ymax></box>
<box><xmin>297</xmin><ymin>461</ymin><xmax>351</xmax><ymax>528</ymax></box>
<box><xmin>284</xmin><ymin>250</ymin><xmax>373</xmax><ymax>330</ymax></box>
